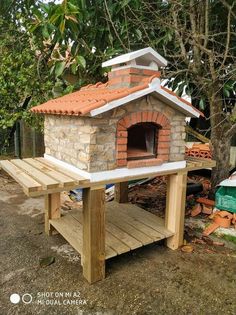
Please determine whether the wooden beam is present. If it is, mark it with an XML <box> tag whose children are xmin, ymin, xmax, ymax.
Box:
<box><xmin>45</xmin><ymin>193</ymin><xmax>61</xmax><ymax>235</ymax></box>
<box><xmin>186</xmin><ymin>125</ymin><xmax>210</xmax><ymax>143</ymax></box>
<box><xmin>115</xmin><ymin>181</ymin><xmax>129</xmax><ymax>203</ymax></box>
<box><xmin>0</xmin><ymin>160</ymin><xmax>42</xmax><ymax>195</ymax></box>
<box><xmin>82</xmin><ymin>186</ymin><xmax>105</xmax><ymax>283</ymax></box>
<box><xmin>165</xmin><ymin>172</ymin><xmax>187</xmax><ymax>250</ymax></box>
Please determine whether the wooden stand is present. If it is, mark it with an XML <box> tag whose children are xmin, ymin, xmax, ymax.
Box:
<box><xmin>82</xmin><ymin>187</ymin><xmax>106</xmax><ymax>283</ymax></box>
<box><xmin>44</xmin><ymin>173</ymin><xmax>187</xmax><ymax>283</ymax></box>
<box><xmin>1</xmin><ymin>156</ymin><xmax>215</xmax><ymax>284</ymax></box>
<box><xmin>165</xmin><ymin>173</ymin><xmax>187</xmax><ymax>249</ymax></box>
<box><xmin>115</xmin><ymin>181</ymin><xmax>129</xmax><ymax>203</ymax></box>
<box><xmin>45</xmin><ymin>192</ymin><xmax>61</xmax><ymax>235</ymax></box>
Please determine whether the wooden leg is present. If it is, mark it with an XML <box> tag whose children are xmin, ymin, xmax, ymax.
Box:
<box><xmin>45</xmin><ymin>192</ymin><xmax>61</xmax><ymax>236</ymax></box>
<box><xmin>165</xmin><ymin>172</ymin><xmax>187</xmax><ymax>250</ymax></box>
<box><xmin>115</xmin><ymin>182</ymin><xmax>129</xmax><ymax>203</ymax></box>
<box><xmin>82</xmin><ymin>186</ymin><xmax>105</xmax><ymax>283</ymax></box>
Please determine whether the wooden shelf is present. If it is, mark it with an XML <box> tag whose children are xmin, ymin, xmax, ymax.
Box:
<box><xmin>0</xmin><ymin>157</ymin><xmax>89</xmax><ymax>196</ymax></box>
<box><xmin>50</xmin><ymin>201</ymin><xmax>174</xmax><ymax>260</ymax></box>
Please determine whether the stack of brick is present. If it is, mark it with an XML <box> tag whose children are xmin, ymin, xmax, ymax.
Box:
<box><xmin>186</xmin><ymin>143</ymin><xmax>212</xmax><ymax>159</ymax></box>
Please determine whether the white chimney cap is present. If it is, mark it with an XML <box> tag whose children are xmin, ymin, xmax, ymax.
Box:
<box><xmin>102</xmin><ymin>47</ymin><xmax>168</xmax><ymax>68</ymax></box>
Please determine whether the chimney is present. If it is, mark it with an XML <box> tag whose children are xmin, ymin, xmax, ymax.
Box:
<box><xmin>102</xmin><ymin>47</ymin><xmax>167</xmax><ymax>89</ymax></box>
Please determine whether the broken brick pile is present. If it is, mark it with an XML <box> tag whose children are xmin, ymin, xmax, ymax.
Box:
<box><xmin>186</xmin><ymin>143</ymin><xmax>212</xmax><ymax>159</ymax></box>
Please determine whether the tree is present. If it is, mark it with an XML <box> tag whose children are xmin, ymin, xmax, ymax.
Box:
<box><xmin>0</xmin><ymin>0</ymin><xmax>55</xmax><ymax>151</ymax></box>
<box><xmin>110</xmin><ymin>0</ymin><xmax>236</xmax><ymax>187</ymax></box>
<box><xmin>34</xmin><ymin>0</ymin><xmax>235</xmax><ymax>187</ymax></box>
<box><xmin>3</xmin><ymin>0</ymin><xmax>235</xmax><ymax>186</ymax></box>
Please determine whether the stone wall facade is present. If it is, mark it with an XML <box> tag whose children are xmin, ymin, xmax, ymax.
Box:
<box><xmin>44</xmin><ymin>94</ymin><xmax>186</xmax><ymax>172</ymax></box>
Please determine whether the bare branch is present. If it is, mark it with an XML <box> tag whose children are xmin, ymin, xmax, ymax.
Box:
<box><xmin>219</xmin><ymin>2</ymin><xmax>234</xmax><ymax>71</ymax></box>
<box><xmin>226</xmin><ymin>123</ymin><xmax>236</xmax><ymax>137</ymax></box>
<box><xmin>204</xmin><ymin>0</ymin><xmax>209</xmax><ymax>48</ymax></box>
<box><xmin>104</xmin><ymin>0</ymin><xmax>128</xmax><ymax>52</ymax></box>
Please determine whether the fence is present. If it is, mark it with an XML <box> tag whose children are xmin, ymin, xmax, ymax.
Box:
<box><xmin>0</xmin><ymin>120</ymin><xmax>44</xmax><ymax>158</ymax></box>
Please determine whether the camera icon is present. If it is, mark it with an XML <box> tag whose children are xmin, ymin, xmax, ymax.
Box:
<box><xmin>10</xmin><ymin>293</ymin><xmax>33</xmax><ymax>304</ymax></box>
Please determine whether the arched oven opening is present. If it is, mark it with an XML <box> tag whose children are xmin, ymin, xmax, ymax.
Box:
<box><xmin>127</xmin><ymin>123</ymin><xmax>159</xmax><ymax>161</ymax></box>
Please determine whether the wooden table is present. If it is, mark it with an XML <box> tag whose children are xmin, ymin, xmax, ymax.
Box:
<box><xmin>0</xmin><ymin>156</ymin><xmax>216</xmax><ymax>283</ymax></box>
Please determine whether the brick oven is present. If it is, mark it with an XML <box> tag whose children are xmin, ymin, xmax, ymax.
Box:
<box><xmin>1</xmin><ymin>47</ymin><xmax>210</xmax><ymax>284</ymax></box>
<box><xmin>31</xmin><ymin>47</ymin><xmax>202</xmax><ymax>180</ymax></box>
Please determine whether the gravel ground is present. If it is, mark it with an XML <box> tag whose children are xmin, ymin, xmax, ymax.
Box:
<box><xmin>0</xmin><ymin>170</ymin><xmax>236</xmax><ymax>315</ymax></box>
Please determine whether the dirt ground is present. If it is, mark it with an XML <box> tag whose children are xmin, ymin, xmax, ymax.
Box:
<box><xmin>0</xmin><ymin>170</ymin><xmax>236</xmax><ymax>315</ymax></box>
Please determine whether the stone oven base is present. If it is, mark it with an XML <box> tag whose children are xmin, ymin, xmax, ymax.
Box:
<box><xmin>49</xmin><ymin>201</ymin><xmax>174</xmax><ymax>260</ymax></box>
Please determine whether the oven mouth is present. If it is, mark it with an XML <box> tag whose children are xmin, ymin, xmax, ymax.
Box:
<box><xmin>127</xmin><ymin>122</ymin><xmax>158</xmax><ymax>161</ymax></box>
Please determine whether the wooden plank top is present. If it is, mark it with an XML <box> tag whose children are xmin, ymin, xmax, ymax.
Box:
<box><xmin>0</xmin><ymin>160</ymin><xmax>42</xmax><ymax>194</ymax></box>
<box><xmin>0</xmin><ymin>157</ymin><xmax>88</xmax><ymax>196</ymax></box>
<box><xmin>50</xmin><ymin>202</ymin><xmax>174</xmax><ymax>260</ymax></box>
<box><xmin>0</xmin><ymin>156</ymin><xmax>216</xmax><ymax>196</ymax></box>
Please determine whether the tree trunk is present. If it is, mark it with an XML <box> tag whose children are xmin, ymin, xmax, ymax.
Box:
<box><xmin>209</xmin><ymin>90</ymin><xmax>231</xmax><ymax>192</ymax></box>
<box><xmin>211</xmin><ymin>135</ymin><xmax>231</xmax><ymax>189</ymax></box>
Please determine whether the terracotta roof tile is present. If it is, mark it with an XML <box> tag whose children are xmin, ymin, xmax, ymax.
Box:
<box><xmin>30</xmin><ymin>75</ymin><xmax>203</xmax><ymax>117</ymax></box>
<box><xmin>31</xmin><ymin>81</ymin><xmax>149</xmax><ymax>116</ymax></box>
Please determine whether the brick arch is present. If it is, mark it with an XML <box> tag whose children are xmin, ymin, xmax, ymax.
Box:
<box><xmin>116</xmin><ymin>111</ymin><xmax>171</xmax><ymax>167</ymax></box>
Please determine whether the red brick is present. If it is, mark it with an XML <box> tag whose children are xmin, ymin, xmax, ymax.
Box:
<box><xmin>142</xmin><ymin>111</ymin><xmax>148</xmax><ymax>122</ymax></box>
<box><xmin>117</xmin><ymin>123</ymin><xmax>126</xmax><ymax>131</ymax></box>
<box><xmin>147</xmin><ymin>111</ymin><xmax>153</xmax><ymax>121</ymax></box>
<box><xmin>157</xmin><ymin>148</ymin><xmax>170</xmax><ymax>155</ymax></box>
<box><xmin>117</xmin><ymin>131</ymin><xmax>127</xmax><ymax>138</ymax></box>
<box><xmin>117</xmin><ymin>138</ymin><xmax>128</xmax><ymax>144</ymax></box>
<box><xmin>117</xmin><ymin>159</ymin><xmax>127</xmax><ymax>167</ymax></box>
<box><xmin>158</xmin><ymin>142</ymin><xmax>169</xmax><ymax>149</ymax></box>
<box><xmin>155</xmin><ymin>113</ymin><xmax>163</xmax><ymax>125</ymax></box>
<box><xmin>158</xmin><ymin>154</ymin><xmax>169</xmax><ymax>161</ymax></box>
<box><xmin>159</xmin><ymin>135</ymin><xmax>171</xmax><ymax>142</ymax></box>
<box><xmin>164</xmin><ymin>123</ymin><xmax>171</xmax><ymax>130</ymax></box>
<box><xmin>127</xmin><ymin>158</ymin><xmax>163</xmax><ymax>169</ymax></box>
<box><xmin>130</xmin><ymin>75</ymin><xmax>145</xmax><ymax>83</ymax></box>
<box><xmin>152</xmin><ymin>112</ymin><xmax>158</xmax><ymax>122</ymax></box>
<box><xmin>160</xmin><ymin>115</ymin><xmax>169</xmax><ymax>126</ymax></box>
<box><xmin>115</xmin><ymin>68</ymin><xmax>141</xmax><ymax>76</ymax></box>
<box><xmin>136</xmin><ymin>112</ymin><xmax>142</xmax><ymax>123</ymax></box>
<box><xmin>123</xmin><ymin>115</ymin><xmax>131</xmax><ymax>128</ymax></box>
<box><xmin>141</xmin><ymin>69</ymin><xmax>161</xmax><ymax>77</ymax></box>
<box><xmin>159</xmin><ymin>129</ymin><xmax>171</xmax><ymax>136</ymax></box>
<box><xmin>130</xmin><ymin>112</ymin><xmax>137</xmax><ymax>125</ymax></box>
<box><xmin>108</xmin><ymin>77</ymin><xmax>123</xmax><ymax>85</ymax></box>
<box><xmin>116</xmin><ymin>152</ymin><xmax>127</xmax><ymax>159</ymax></box>
<box><xmin>108</xmin><ymin>71</ymin><xmax>116</xmax><ymax>79</ymax></box>
<box><xmin>122</xmin><ymin>76</ymin><xmax>131</xmax><ymax>84</ymax></box>
<box><xmin>117</xmin><ymin>144</ymin><xmax>127</xmax><ymax>151</ymax></box>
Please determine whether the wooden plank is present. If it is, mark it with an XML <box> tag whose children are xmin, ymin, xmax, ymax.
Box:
<box><xmin>115</xmin><ymin>182</ymin><xmax>129</xmax><ymax>203</ymax></box>
<box><xmin>106</xmin><ymin>222</ymin><xmax>142</xmax><ymax>250</ymax></box>
<box><xmin>11</xmin><ymin>159</ymin><xmax>59</xmax><ymax>189</ymax></box>
<box><xmin>107</xmin><ymin>217</ymin><xmax>153</xmax><ymax>246</ymax></box>
<box><xmin>0</xmin><ymin>160</ymin><xmax>42</xmax><ymax>194</ymax></box>
<box><xmin>165</xmin><ymin>172</ymin><xmax>187</xmax><ymax>250</ymax></box>
<box><xmin>105</xmin><ymin>232</ymin><xmax>130</xmax><ymax>255</ymax></box>
<box><xmin>36</xmin><ymin>157</ymin><xmax>88</xmax><ymax>183</ymax></box>
<box><xmin>114</xmin><ymin>202</ymin><xmax>173</xmax><ymax>238</ymax></box>
<box><xmin>24</xmin><ymin>158</ymin><xmax>78</xmax><ymax>187</ymax></box>
<box><xmin>50</xmin><ymin>214</ymin><xmax>83</xmax><ymax>255</ymax></box>
<box><xmin>70</xmin><ymin>208</ymin><xmax>147</xmax><ymax>253</ymax></box>
<box><xmin>185</xmin><ymin>125</ymin><xmax>210</xmax><ymax>143</ymax></box>
<box><xmin>69</xmin><ymin>210</ymin><xmax>118</xmax><ymax>260</ymax></box>
<box><xmin>45</xmin><ymin>193</ymin><xmax>61</xmax><ymax>235</ymax></box>
<box><xmin>109</xmin><ymin>203</ymin><xmax>165</xmax><ymax>241</ymax></box>
<box><xmin>82</xmin><ymin>187</ymin><xmax>106</xmax><ymax>283</ymax></box>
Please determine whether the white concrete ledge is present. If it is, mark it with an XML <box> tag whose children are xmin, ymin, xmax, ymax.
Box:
<box><xmin>44</xmin><ymin>154</ymin><xmax>186</xmax><ymax>183</ymax></box>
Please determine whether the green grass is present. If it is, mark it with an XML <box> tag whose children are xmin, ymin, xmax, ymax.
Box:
<box><xmin>220</xmin><ymin>234</ymin><xmax>236</xmax><ymax>245</ymax></box>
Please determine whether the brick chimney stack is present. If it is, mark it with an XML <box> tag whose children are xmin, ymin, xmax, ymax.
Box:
<box><xmin>108</xmin><ymin>68</ymin><xmax>161</xmax><ymax>89</ymax></box>
<box><xmin>102</xmin><ymin>47</ymin><xmax>167</xmax><ymax>89</ymax></box>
